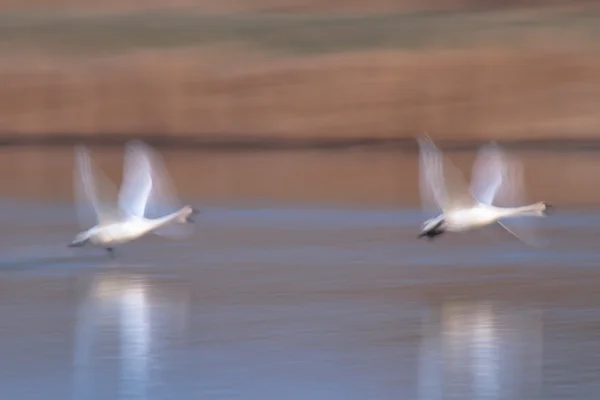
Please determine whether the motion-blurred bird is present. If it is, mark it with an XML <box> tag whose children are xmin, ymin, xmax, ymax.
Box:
<box><xmin>69</xmin><ymin>141</ymin><xmax>198</xmax><ymax>257</ymax></box>
<box><xmin>417</xmin><ymin>134</ymin><xmax>551</xmax><ymax>244</ymax></box>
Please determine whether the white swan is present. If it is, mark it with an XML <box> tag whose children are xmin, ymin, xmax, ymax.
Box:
<box><xmin>69</xmin><ymin>141</ymin><xmax>198</xmax><ymax>257</ymax></box>
<box><xmin>417</xmin><ymin>134</ymin><xmax>551</xmax><ymax>243</ymax></box>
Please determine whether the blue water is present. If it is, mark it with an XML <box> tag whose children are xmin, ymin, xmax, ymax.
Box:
<box><xmin>0</xmin><ymin>202</ymin><xmax>599</xmax><ymax>399</ymax></box>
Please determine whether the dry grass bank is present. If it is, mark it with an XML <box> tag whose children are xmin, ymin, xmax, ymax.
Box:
<box><xmin>0</xmin><ymin>9</ymin><xmax>598</xmax><ymax>143</ymax></box>
<box><xmin>1</xmin><ymin>47</ymin><xmax>600</xmax><ymax>142</ymax></box>
<box><xmin>0</xmin><ymin>0</ymin><xmax>594</xmax><ymax>14</ymax></box>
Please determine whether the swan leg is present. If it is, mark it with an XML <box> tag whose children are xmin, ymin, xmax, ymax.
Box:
<box><xmin>105</xmin><ymin>247</ymin><xmax>115</xmax><ymax>258</ymax></box>
<box><xmin>418</xmin><ymin>218</ymin><xmax>445</xmax><ymax>240</ymax></box>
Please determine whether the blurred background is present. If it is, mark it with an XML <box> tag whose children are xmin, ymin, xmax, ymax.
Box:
<box><xmin>1</xmin><ymin>2</ymin><xmax>600</xmax><ymax>400</ymax></box>
<box><xmin>0</xmin><ymin>0</ymin><xmax>599</xmax><ymax>206</ymax></box>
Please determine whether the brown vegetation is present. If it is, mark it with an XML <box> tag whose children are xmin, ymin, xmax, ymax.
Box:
<box><xmin>0</xmin><ymin>6</ymin><xmax>598</xmax><ymax>143</ymax></box>
<box><xmin>0</xmin><ymin>46</ymin><xmax>600</xmax><ymax>142</ymax></box>
<box><xmin>0</xmin><ymin>0</ymin><xmax>596</xmax><ymax>14</ymax></box>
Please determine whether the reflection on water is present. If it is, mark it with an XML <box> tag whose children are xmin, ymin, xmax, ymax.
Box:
<box><xmin>419</xmin><ymin>300</ymin><xmax>543</xmax><ymax>400</ymax></box>
<box><xmin>0</xmin><ymin>203</ymin><xmax>599</xmax><ymax>398</ymax></box>
<box><xmin>73</xmin><ymin>271</ymin><xmax>190</xmax><ymax>400</ymax></box>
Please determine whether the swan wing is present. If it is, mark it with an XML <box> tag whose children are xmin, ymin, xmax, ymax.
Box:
<box><xmin>482</xmin><ymin>153</ymin><xmax>545</xmax><ymax>246</ymax></box>
<box><xmin>497</xmin><ymin>219</ymin><xmax>545</xmax><ymax>248</ymax></box>
<box><xmin>418</xmin><ymin>134</ymin><xmax>446</xmax><ymax>215</ymax></box>
<box><xmin>119</xmin><ymin>141</ymin><xmax>194</xmax><ymax>239</ymax></box>
<box><xmin>471</xmin><ymin>142</ymin><xmax>530</xmax><ymax>208</ymax></box>
<box><xmin>119</xmin><ymin>141</ymin><xmax>153</xmax><ymax>218</ymax></box>
<box><xmin>74</xmin><ymin>146</ymin><xmax>122</xmax><ymax>228</ymax></box>
<box><xmin>418</xmin><ymin>134</ymin><xmax>477</xmax><ymax>215</ymax></box>
<box><xmin>470</xmin><ymin>142</ymin><xmax>507</xmax><ymax>205</ymax></box>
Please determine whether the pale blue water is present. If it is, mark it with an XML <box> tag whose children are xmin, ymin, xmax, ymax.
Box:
<box><xmin>0</xmin><ymin>201</ymin><xmax>598</xmax><ymax>399</ymax></box>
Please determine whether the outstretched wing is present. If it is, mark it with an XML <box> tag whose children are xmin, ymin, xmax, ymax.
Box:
<box><xmin>497</xmin><ymin>159</ymin><xmax>545</xmax><ymax>247</ymax></box>
<box><xmin>74</xmin><ymin>146</ymin><xmax>122</xmax><ymax>228</ymax></box>
<box><xmin>119</xmin><ymin>141</ymin><xmax>194</xmax><ymax>239</ymax></box>
<box><xmin>418</xmin><ymin>134</ymin><xmax>476</xmax><ymax>215</ymax></box>
<box><xmin>119</xmin><ymin>142</ymin><xmax>153</xmax><ymax>218</ymax></box>
<box><xmin>470</xmin><ymin>145</ymin><xmax>544</xmax><ymax>246</ymax></box>
<box><xmin>418</xmin><ymin>134</ymin><xmax>446</xmax><ymax>216</ymax></box>
<box><xmin>497</xmin><ymin>219</ymin><xmax>544</xmax><ymax>247</ymax></box>
<box><xmin>470</xmin><ymin>142</ymin><xmax>510</xmax><ymax>206</ymax></box>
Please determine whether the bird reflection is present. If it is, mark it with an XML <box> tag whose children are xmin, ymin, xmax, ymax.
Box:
<box><xmin>72</xmin><ymin>270</ymin><xmax>190</xmax><ymax>400</ymax></box>
<box><xmin>418</xmin><ymin>300</ymin><xmax>542</xmax><ymax>400</ymax></box>
<box><xmin>120</xmin><ymin>280</ymin><xmax>150</xmax><ymax>398</ymax></box>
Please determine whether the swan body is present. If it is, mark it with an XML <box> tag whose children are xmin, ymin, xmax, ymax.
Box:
<box><xmin>69</xmin><ymin>141</ymin><xmax>197</xmax><ymax>256</ymax></box>
<box><xmin>417</xmin><ymin>134</ymin><xmax>551</xmax><ymax>243</ymax></box>
<box><xmin>72</xmin><ymin>208</ymin><xmax>195</xmax><ymax>248</ymax></box>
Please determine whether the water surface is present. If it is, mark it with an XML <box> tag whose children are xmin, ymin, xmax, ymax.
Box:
<box><xmin>0</xmin><ymin>148</ymin><xmax>598</xmax><ymax>399</ymax></box>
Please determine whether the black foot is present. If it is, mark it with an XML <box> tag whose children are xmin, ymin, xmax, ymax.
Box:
<box><xmin>105</xmin><ymin>248</ymin><xmax>115</xmax><ymax>258</ymax></box>
<box><xmin>418</xmin><ymin>230</ymin><xmax>444</xmax><ymax>240</ymax></box>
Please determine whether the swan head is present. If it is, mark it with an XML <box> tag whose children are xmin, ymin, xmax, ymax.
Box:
<box><xmin>419</xmin><ymin>215</ymin><xmax>446</xmax><ymax>240</ymax></box>
<box><xmin>541</xmin><ymin>202</ymin><xmax>553</xmax><ymax>215</ymax></box>
<box><xmin>68</xmin><ymin>230</ymin><xmax>92</xmax><ymax>247</ymax></box>
<box><xmin>177</xmin><ymin>206</ymin><xmax>200</xmax><ymax>223</ymax></box>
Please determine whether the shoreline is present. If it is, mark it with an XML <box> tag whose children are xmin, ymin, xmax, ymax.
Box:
<box><xmin>3</xmin><ymin>134</ymin><xmax>600</xmax><ymax>152</ymax></box>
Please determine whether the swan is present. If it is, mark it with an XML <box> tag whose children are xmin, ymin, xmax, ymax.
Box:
<box><xmin>417</xmin><ymin>134</ymin><xmax>552</xmax><ymax>243</ymax></box>
<box><xmin>68</xmin><ymin>141</ymin><xmax>198</xmax><ymax>257</ymax></box>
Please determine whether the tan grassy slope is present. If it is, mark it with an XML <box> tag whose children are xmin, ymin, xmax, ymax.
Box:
<box><xmin>0</xmin><ymin>9</ymin><xmax>598</xmax><ymax>142</ymax></box>
<box><xmin>0</xmin><ymin>0</ymin><xmax>594</xmax><ymax>13</ymax></box>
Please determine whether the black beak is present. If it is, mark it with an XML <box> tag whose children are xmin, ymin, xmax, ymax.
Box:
<box><xmin>543</xmin><ymin>202</ymin><xmax>554</xmax><ymax>215</ymax></box>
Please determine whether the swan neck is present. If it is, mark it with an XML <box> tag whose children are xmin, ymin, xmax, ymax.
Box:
<box><xmin>146</xmin><ymin>208</ymin><xmax>187</xmax><ymax>229</ymax></box>
<box><xmin>498</xmin><ymin>203</ymin><xmax>542</xmax><ymax>218</ymax></box>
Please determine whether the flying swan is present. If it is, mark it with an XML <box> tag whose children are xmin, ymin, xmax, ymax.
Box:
<box><xmin>417</xmin><ymin>134</ymin><xmax>551</xmax><ymax>243</ymax></box>
<box><xmin>69</xmin><ymin>141</ymin><xmax>198</xmax><ymax>257</ymax></box>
